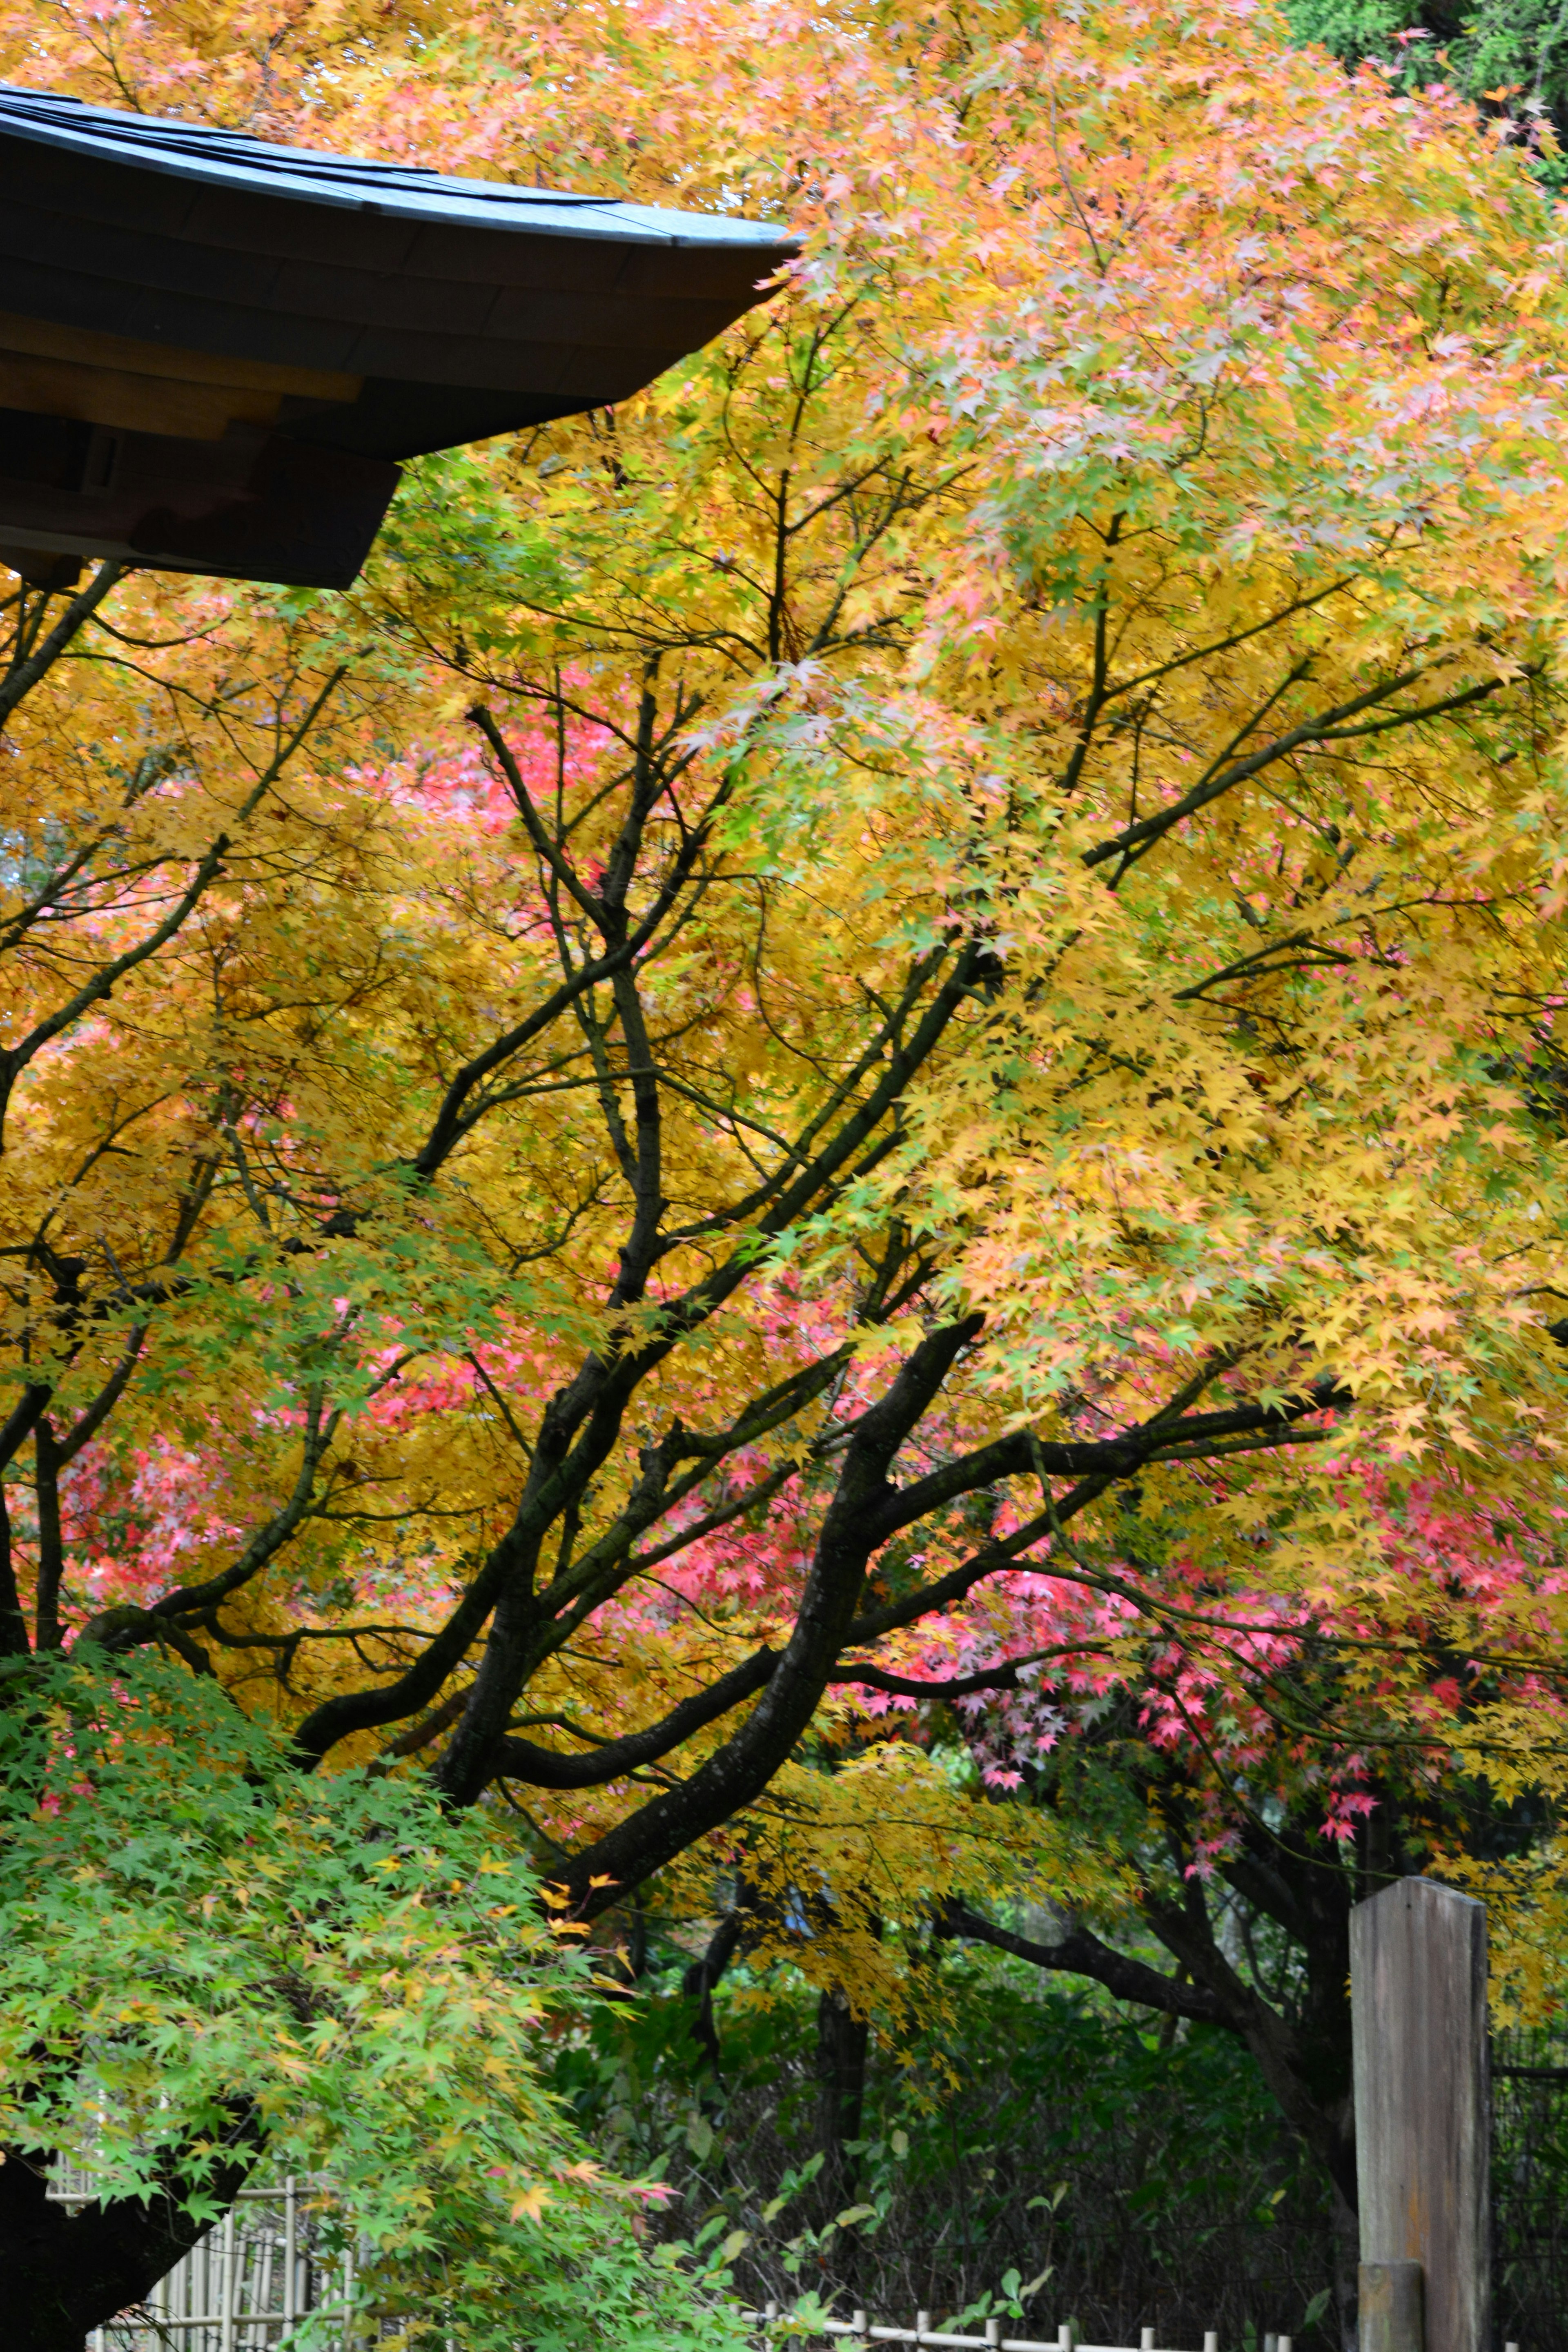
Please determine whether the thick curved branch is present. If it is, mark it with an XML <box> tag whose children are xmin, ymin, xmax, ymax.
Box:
<box><xmin>937</xmin><ymin>1898</ymin><xmax>1233</xmax><ymax>2027</ymax></box>
<box><xmin>525</xmin><ymin>1316</ymin><xmax>983</xmax><ymax>1905</ymax></box>
<box><xmin>827</xmin><ymin>1646</ymin><xmax>1109</xmax><ymax>1700</ymax></box>
<box><xmin>291</xmin><ymin>1568</ymin><xmax>505</xmax><ymax>1764</ymax></box>
<box><xmin>493</xmin><ymin>1646</ymin><xmax>779</xmax><ymax>1788</ymax></box>
<box><xmin>861</xmin><ymin>1379</ymin><xmax>1348</xmax><ymax>1550</ymax></box>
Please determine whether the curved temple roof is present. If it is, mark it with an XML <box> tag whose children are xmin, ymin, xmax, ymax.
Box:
<box><xmin>0</xmin><ymin>84</ymin><xmax>794</xmax><ymax>588</ymax></box>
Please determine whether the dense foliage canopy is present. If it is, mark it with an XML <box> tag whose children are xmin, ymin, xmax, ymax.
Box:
<box><xmin>0</xmin><ymin>1652</ymin><xmax>746</xmax><ymax>2350</ymax></box>
<box><xmin>8</xmin><ymin>0</ymin><xmax>1568</xmax><ymax>2338</ymax></box>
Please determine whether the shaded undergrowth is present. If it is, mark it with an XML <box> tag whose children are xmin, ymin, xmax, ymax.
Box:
<box><xmin>552</xmin><ymin>1956</ymin><xmax>1338</xmax><ymax>2351</ymax></box>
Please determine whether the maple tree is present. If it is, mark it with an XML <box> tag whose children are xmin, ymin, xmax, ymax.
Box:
<box><xmin>0</xmin><ymin>1650</ymin><xmax>752</xmax><ymax>2352</ymax></box>
<box><xmin>8</xmin><ymin>0</ymin><xmax>1568</xmax><ymax>2339</ymax></box>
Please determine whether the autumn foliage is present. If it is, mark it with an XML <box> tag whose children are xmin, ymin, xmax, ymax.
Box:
<box><xmin>7</xmin><ymin>0</ymin><xmax>1568</xmax><ymax>2333</ymax></box>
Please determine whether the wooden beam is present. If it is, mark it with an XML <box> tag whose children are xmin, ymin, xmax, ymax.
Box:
<box><xmin>0</xmin><ymin>354</ymin><xmax>281</xmax><ymax>439</ymax></box>
<box><xmin>1351</xmin><ymin>1878</ymin><xmax>1490</xmax><ymax>2352</ymax></box>
<box><xmin>0</xmin><ymin>309</ymin><xmax>360</xmax><ymax>398</ymax></box>
<box><xmin>0</xmin><ymin>310</ymin><xmax>363</xmax><ymax>443</ymax></box>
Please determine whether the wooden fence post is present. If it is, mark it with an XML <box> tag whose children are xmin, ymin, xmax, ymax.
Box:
<box><xmin>1350</xmin><ymin>1878</ymin><xmax>1490</xmax><ymax>2352</ymax></box>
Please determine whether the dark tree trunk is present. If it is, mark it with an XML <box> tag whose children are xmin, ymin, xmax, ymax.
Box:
<box><xmin>815</xmin><ymin>1985</ymin><xmax>871</xmax><ymax>2210</ymax></box>
<box><xmin>1</xmin><ymin>2131</ymin><xmax>256</xmax><ymax>2349</ymax></box>
<box><xmin>682</xmin><ymin>1902</ymin><xmax>749</xmax><ymax>2077</ymax></box>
